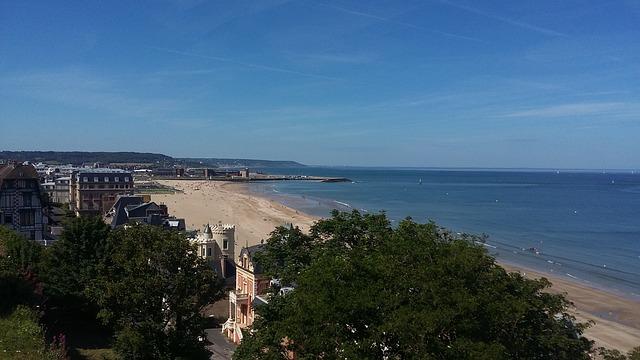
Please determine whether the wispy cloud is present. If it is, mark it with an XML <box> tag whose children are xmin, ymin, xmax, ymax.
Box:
<box><xmin>149</xmin><ymin>47</ymin><xmax>341</xmax><ymax>80</ymax></box>
<box><xmin>311</xmin><ymin>1</ymin><xmax>483</xmax><ymax>42</ymax></box>
<box><xmin>503</xmin><ymin>102</ymin><xmax>634</xmax><ymax>118</ymax></box>
<box><xmin>286</xmin><ymin>52</ymin><xmax>375</xmax><ymax>65</ymax></box>
<box><xmin>436</xmin><ymin>0</ymin><xmax>567</xmax><ymax>37</ymax></box>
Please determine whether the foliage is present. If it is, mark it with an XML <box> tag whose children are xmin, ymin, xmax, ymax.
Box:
<box><xmin>0</xmin><ymin>305</ymin><xmax>65</xmax><ymax>360</ymax></box>
<box><xmin>235</xmin><ymin>210</ymin><xmax>594</xmax><ymax>360</ymax></box>
<box><xmin>92</xmin><ymin>225</ymin><xmax>224</xmax><ymax>359</ymax></box>
<box><xmin>252</xmin><ymin>225</ymin><xmax>316</xmax><ymax>286</ymax></box>
<box><xmin>42</xmin><ymin>216</ymin><xmax>112</xmax><ymax>310</ymax></box>
<box><xmin>0</xmin><ymin>227</ymin><xmax>44</xmax><ymax>315</ymax></box>
<box><xmin>599</xmin><ymin>347</ymin><xmax>640</xmax><ymax>360</ymax></box>
<box><xmin>0</xmin><ymin>226</ymin><xmax>43</xmax><ymax>274</ymax></box>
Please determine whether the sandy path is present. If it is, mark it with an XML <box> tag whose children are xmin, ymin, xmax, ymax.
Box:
<box><xmin>152</xmin><ymin>179</ymin><xmax>639</xmax><ymax>352</ymax></box>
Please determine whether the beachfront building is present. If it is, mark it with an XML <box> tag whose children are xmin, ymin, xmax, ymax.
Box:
<box><xmin>192</xmin><ymin>223</ymin><xmax>236</xmax><ymax>279</ymax></box>
<box><xmin>223</xmin><ymin>244</ymin><xmax>271</xmax><ymax>344</ymax></box>
<box><xmin>69</xmin><ymin>169</ymin><xmax>133</xmax><ymax>216</ymax></box>
<box><xmin>52</xmin><ymin>177</ymin><xmax>70</xmax><ymax>204</ymax></box>
<box><xmin>0</xmin><ymin>163</ymin><xmax>47</xmax><ymax>241</ymax></box>
<box><xmin>105</xmin><ymin>195</ymin><xmax>186</xmax><ymax>230</ymax></box>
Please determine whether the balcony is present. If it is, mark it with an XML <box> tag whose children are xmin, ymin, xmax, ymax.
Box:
<box><xmin>229</xmin><ymin>291</ymin><xmax>249</xmax><ymax>303</ymax></box>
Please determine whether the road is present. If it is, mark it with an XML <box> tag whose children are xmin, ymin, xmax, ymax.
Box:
<box><xmin>206</xmin><ymin>327</ymin><xmax>236</xmax><ymax>359</ymax></box>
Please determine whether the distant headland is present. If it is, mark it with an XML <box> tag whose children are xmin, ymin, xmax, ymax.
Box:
<box><xmin>0</xmin><ymin>150</ymin><xmax>305</xmax><ymax>168</ymax></box>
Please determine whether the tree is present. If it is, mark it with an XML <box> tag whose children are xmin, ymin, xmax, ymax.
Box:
<box><xmin>598</xmin><ymin>346</ymin><xmax>640</xmax><ymax>360</ymax></box>
<box><xmin>252</xmin><ymin>225</ymin><xmax>316</xmax><ymax>286</ymax></box>
<box><xmin>93</xmin><ymin>225</ymin><xmax>224</xmax><ymax>359</ymax></box>
<box><xmin>41</xmin><ymin>216</ymin><xmax>112</xmax><ymax>310</ymax></box>
<box><xmin>0</xmin><ymin>226</ymin><xmax>44</xmax><ymax>314</ymax></box>
<box><xmin>235</xmin><ymin>211</ymin><xmax>594</xmax><ymax>360</ymax></box>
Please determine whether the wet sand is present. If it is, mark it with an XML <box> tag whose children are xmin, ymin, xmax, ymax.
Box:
<box><xmin>152</xmin><ymin>180</ymin><xmax>640</xmax><ymax>352</ymax></box>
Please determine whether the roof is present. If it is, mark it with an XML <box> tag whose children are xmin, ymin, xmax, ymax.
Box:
<box><xmin>0</xmin><ymin>163</ymin><xmax>39</xmax><ymax>181</ymax></box>
<box><xmin>239</xmin><ymin>244</ymin><xmax>266</xmax><ymax>274</ymax></box>
<box><xmin>109</xmin><ymin>196</ymin><xmax>145</xmax><ymax>227</ymax></box>
<box><xmin>75</xmin><ymin>168</ymin><xmax>131</xmax><ymax>174</ymax></box>
<box><xmin>0</xmin><ymin>163</ymin><xmax>39</xmax><ymax>189</ymax></box>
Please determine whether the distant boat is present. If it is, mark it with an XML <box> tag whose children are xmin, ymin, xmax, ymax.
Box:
<box><xmin>419</xmin><ymin>178</ymin><xmax>422</xmax><ymax>185</ymax></box>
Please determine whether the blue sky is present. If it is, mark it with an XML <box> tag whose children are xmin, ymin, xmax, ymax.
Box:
<box><xmin>1</xmin><ymin>0</ymin><xmax>639</xmax><ymax>168</ymax></box>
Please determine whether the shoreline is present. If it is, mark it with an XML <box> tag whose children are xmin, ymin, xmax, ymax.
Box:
<box><xmin>152</xmin><ymin>179</ymin><xmax>640</xmax><ymax>351</ymax></box>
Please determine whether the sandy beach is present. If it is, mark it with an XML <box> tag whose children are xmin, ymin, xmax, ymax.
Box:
<box><xmin>152</xmin><ymin>179</ymin><xmax>640</xmax><ymax>352</ymax></box>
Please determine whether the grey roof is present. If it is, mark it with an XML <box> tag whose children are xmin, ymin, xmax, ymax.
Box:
<box><xmin>76</xmin><ymin>168</ymin><xmax>131</xmax><ymax>174</ymax></box>
<box><xmin>110</xmin><ymin>196</ymin><xmax>145</xmax><ymax>228</ymax></box>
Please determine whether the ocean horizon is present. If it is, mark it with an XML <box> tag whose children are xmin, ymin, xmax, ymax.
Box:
<box><xmin>249</xmin><ymin>166</ymin><xmax>640</xmax><ymax>299</ymax></box>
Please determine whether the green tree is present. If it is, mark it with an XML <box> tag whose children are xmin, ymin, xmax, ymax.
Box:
<box><xmin>598</xmin><ymin>346</ymin><xmax>640</xmax><ymax>360</ymax></box>
<box><xmin>235</xmin><ymin>211</ymin><xmax>594</xmax><ymax>360</ymax></box>
<box><xmin>252</xmin><ymin>225</ymin><xmax>316</xmax><ymax>286</ymax></box>
<box><xmin>0</xmin><ymin>226</ymin><xmax>44</xmax><ymax>314</ymax></box>
<box><xmin>42</xmin><ymin>216</ymin><xmax>112</xmax><ymax>310</ymax></box>
<box><xmin>93</xmin><ymin>225</ymin><xmax>224</xmax><ymax>359</ymax></box>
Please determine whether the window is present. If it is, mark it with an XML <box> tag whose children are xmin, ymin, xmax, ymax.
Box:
<box><xmin>20</xmin><ymin>210</ymin><xmax>35</xmax><ymax>226</ymax></box>
<box><xmin>115</xmin><ymin>177</ymin><xmax>119</xmax><ymax>182</ymax></box>
<box><xmin>4</xmin><ymin>214</ymin><xmax>11</xmax><ymax>224</ymax></box>
<box><xmin>83</xmin><ymin>177</ymin><xmax>88</xmax><ymax>182</ymax></box>
<box><xmin>201</xmin><ymin>247</ymin><xmax>205</xmax><ymax>256</ymax></box>
<box><xmin>94</xmin><ymin>177</ymin><xmax>99</xmax><ymax>182</ymax></box>
<box><xmin>22</xmin><ymin>193</ymin><xmax>32</xmax><ymax>206</ymax></box>
<box><xmin>223</xmin><ymin>239</ymin><xmax>228</xmax><ymax>250</ymax></box>
<box><xmin>207</xmin><ymin>247</ymin><xmax>212</xmax><ymax>256</ymax></box>
<box><xmin>104</xmin><ymin>177</ymin><xmax>109</xmax><ymax>182</ymax></box>
<box><xmin>124</xmin><ymin>177</ymin><xmax>130</xmax><ymax>182</ymax></box>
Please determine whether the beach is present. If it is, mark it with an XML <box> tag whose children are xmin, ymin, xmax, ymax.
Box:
<box><xmin>152</xmin><ymin>179</ymin><xmax>640</xmax><ymax>352</ymax></box>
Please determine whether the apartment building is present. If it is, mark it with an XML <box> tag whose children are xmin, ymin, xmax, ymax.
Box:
<box><xmin>69</xmin><ymin>169</ymin><xmax>133</xmax><ymax>216</ymax></box>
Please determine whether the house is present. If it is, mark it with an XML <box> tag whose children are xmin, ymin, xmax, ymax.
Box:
<box><xmin>106</xmin><ymin>195</ymin><xmax>185</xmax><ymax>230</ymax></box>
<box><xmin>223</xmin><ymin>244</ymin><xmax>271</xmax><ymax>344</ymax></box>
<box><xmin>69</xmin><ymin>169</ymin><xmax>133</xmax><ymax>216</ymax></box>
<box><xmin>0</xmin><ymin>163</ymin><xmax>47</xmax><ymax>242</ymax></box>
<box><xmin>52</xmin><ymin>177</ymin><xmax>70</xmax><ymax>204</ymax></box>
<box><xmin>191</xmin><ymin>223</ymin><xmax>236</xmax><ymax>280</ymax></box>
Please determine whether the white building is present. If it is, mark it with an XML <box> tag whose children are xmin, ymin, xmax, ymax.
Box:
<box><xmin>191</xmin><ymin>222</ymin><xmax>236</xmax><ymax>279</ymax></box>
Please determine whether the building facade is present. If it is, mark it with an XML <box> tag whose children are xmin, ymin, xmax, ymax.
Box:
<box><xmin>192</xmin><ymin>223</ymin><xmax>236</xmax><ymax>279</ymax></box>
<box><xmin>223</xmin><ymin>244</ymin><xmax>271</xmax><ymax>344</ymax></box>
<box><xmin>0</xmin><ymin>163</ymin><xmax>47</xmax><ymax>241</ymax></box>
<box><xmin>52</xmin><ymin>177</ymin><xmax>70</xmax><ymax>204</ymax></box>
<box><xmin>69</xmin><ymin>169</ymin><xmax>133</xmax><ymax>216</ymax></box>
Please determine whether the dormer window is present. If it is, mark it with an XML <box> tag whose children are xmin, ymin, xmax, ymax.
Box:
<box><xmin>94</xmin><ymin>177</ymin><xmax>99</xmax><ymax>182</ymax></box>
<box><xmin>115</xmin><ymin>177</ymin><xmax>119</xmax><ymax>182</ymax></box>
<box><xmin>104</xmin><ymin>177</ymin><xmax>109</xmax><ymax>182</ymax></box>
<box><xmin>83</xmin><ymin>177</ymin><xmax>88</xmax><ymax>182</ymax></box>
<box><xmin>124</xmin><ymin>177</ymin><xmax>130</xmax><ymax>182</ymax></box>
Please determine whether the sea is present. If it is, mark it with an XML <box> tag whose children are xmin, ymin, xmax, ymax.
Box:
<box><xmin>248</xmin><ymin>167</ymin><xmax>640</xmax><ymax>299</ymax></box>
